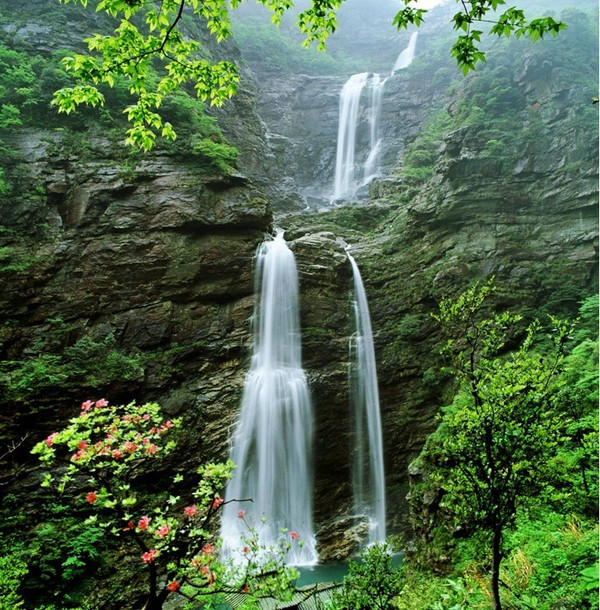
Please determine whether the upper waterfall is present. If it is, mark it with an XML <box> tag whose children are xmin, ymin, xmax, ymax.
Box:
<box><xmin>220</xmin><ymin>232</ymin><xmax>318</xmax><ymax>566</ymax></box>
<box><xmin>392</xmin><ymin>31</ymin><xmax>418</xmax><ymax>72</ymax></box>
<box><xmin>331</xmin><ymin>32</ymin><xmax>419</xmax><ymax>202</ymax></box>
<box><xmin>333</xmin><ymin>72</ymin><xmax>369</xmax><ymax>201</ymax></box>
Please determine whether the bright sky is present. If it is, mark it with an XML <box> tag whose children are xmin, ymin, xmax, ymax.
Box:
<box><xmin>415</xmin><ymin>0</ymin><xmax>448</xmax><ymax>9</ymax></box>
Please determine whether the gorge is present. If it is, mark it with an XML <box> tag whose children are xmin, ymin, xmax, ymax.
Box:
<box><xmin>0</xmin><ymin>0</ymin><xmax>597</xmax><ymax>606</ymax></box>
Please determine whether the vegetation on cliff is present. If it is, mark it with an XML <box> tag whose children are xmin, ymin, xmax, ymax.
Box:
<box><xmin>48</xmin><ymin>0</ymin><xmax>566</xmax><ymax>148</ymax></box>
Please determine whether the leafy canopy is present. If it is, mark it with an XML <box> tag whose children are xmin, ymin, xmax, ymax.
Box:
<box><xmin>54</xmin><ymin>0</ymin><xmax>565</xmax><ymax>149</ymax></box>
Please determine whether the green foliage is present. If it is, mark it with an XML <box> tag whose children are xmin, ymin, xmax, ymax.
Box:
<box><xmin>405</xmin><ymin>286</ymin><xmax>598</xmax><ymax>609</ymax></box>
<box><xmin>31</xmin><ymin>399</ymin><xmax>298</xmax><ymax>608</ymax></box>
<box><xmin>0</xmin><ymin>330</ymin><xmax>144</xmax><ymax>402</ymax></box>
<box><xmin>332</xmin><ymin>543</ymin><xmax>404</xmax><ymax>610</ymax></box>
<box><xmin>231</xmin><ymin>20</ymin><xmax>356</xmax><ymax>76</ymax></box>
<box><xmin>402</xmin><ymin>110</ymin><xmax>452</xmax><ymax>180</ymax></box>
<box><xmin>503</xmin><ymin>511</ymin><xmax>599</xmax><ymax>609</ymax></box>
<box><xmin>51</xmin><ymin>0</ymin><xmax>566</xmax><ymax>149</ymax></box>
<box><xmin>190</xmin><ymin>136</ymin><xmax>239</xmax><ymax>173</ymax></box>
<box><xmin>394</xmin><ymin>0</ymin><xmax>565</xmax><ymax>73</ymax></box>
<box><xmin>0</xmin><ymin>553</ymin><xmax>27</xmax><ymax>609</ymax></box>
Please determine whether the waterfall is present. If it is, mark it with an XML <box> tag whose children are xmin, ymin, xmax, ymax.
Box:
<box><xmin>392</xmin><ymin>31</ymin><xmax>418</xmax><ymax>72</ymax></box>
<box><xmin>348</xmin><ymin>253</ymin><xmax>386</xmax><ymax>544</ymax></box>
<box><xmin>362</xmin><ymin>73</ymin><xmax>386</xmax><ymax>185</ymax></box>
<box><xmin>333</xmin><ymin>72</ymin><xmax>368</xmax><ymax>201</ymax></box>
<box><xmin>220</xmin><ymin>232</ymin><xmax>318</xmax><ymax>566</ymax></box>
<box><xmin>332</xmin><ymin>32</ymin><xmax>418</xmax><ymax>201</ymax></box>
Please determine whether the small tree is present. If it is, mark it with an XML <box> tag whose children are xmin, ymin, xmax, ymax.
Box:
<box><xmin>426</xmin><ymin>280</ymin><xmax>572</xmax><ymax>610</ymax></box>
<box><xmin>333</xmin><ymin>542</ymin><xmax>403</xmax><ymax>610</ymax></box>
<box><xmin>32</xmin><ymin>399</ymin><xmax>299</xmax><ymax>610</ymax></box>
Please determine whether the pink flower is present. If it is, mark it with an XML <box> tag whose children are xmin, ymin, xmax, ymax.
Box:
<box><xmin>81</xmin><ymin>400</ymin><xmax>94</xmax><ymax>412</ymax></box>
<box><xmin>237</xmin><ymin>510</ymin><xmax>246</xmax><ymax>519</ymax></box>
<box><xmin>184</xmin><ymin>505</ymin><xmax>198</xmax><ymax>518</ymax></box>
<box><xmin>290</xmin><ymin>531</ymin><xmax>300</xmax><ymax>540</ymax></box>
<box><xmin>77</xmin><ymin>440</ymin><xmax>89</xmax><ymax>450</ymax></box>
<box><xmin>112</xmin><ymin>449</ymin><xmax>123</xmax><ymax>459</ymax></box>
<box><xmin>166</xmin><ymin>580</ymin><xmax>180</xmax><ymax>592</ymax></box>
<box><xmin>146</xmin><ymin>444</ymin><xmax>158</xmax><ymax>456</ymax></box>
<box><xmin>95</xmin><ymin>398</ymin><xmax>109</xmax><ymax>408</ymax></box>
<box><xmin>212</xmin><ymin>496</ymin><xmax>223</xmax><ymax>509</ymax></box>
<box><xmin>143</xmin><ymin>413</ymin><xmax>150</xmax><ymax>421</ymax></box>
<box><xmin>202</xmin><ymin>544</ymin><xmax>214</xmax><ymax>556</ymax></box>
<box><xmin>142</xmin><ymin>548</ymin><xmax>158</xmax><ymax>564</ymax></box>
<box><xmin>86</xmin><ymin>491</ymin><xmax>98</xmax><ymax>504</ymax></box>
<box><xmin>156</xmin><ymin>525</ymin><xmax>170</xmax><ymax>539</ymax></box>
<box><xmin>123</xmin><ymin>441</ymin><xmax>137</xmax><ymax>453</ymax></box>
<box><xmin>138</xmin><ymin>516</ymin><xmax>151</xmax><ymax>531</ymax></box>
<box><xmin>165</xmin><ymin>420</ymin><xmax>174</xmax><ymax>428</ymax></box>
<box><xmin>45</xmin><ymin>433</ymin><xmax>58</xmax><ymax>447</ymax></box>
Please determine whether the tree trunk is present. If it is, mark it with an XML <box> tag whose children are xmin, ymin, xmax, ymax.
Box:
<box><xmin>491</xmin><ymin>527</ymin><xmax>503</xmax><ymax>610</ymax></box>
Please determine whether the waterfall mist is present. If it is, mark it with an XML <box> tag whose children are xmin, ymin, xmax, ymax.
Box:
<box><xmin>348</xmin><ymin>253</ymin><xmax>386</xmax><ymax>544</ymax></box>
<box><xmin>220</xmin><ymin>232</ymin><xmax>318</xmax><ymax>566</ymax></box>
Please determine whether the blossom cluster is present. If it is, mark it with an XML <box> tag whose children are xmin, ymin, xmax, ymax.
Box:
<box><xmin>32</xmin><ymin>399</ymin><xmax>297</xmax><ymax>604</ymax></box>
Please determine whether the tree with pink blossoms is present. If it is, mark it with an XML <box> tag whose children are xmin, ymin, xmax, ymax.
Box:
<box><xmin>32</xmin><ymin>399</ymin><xmax>299</xmax><ymax>610</ymax></box>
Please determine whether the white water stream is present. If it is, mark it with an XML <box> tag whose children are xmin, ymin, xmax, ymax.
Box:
<box><xmin>348</xmin><ymin>253</ymin><xmax>386</xmax><ymax>544</ymax></box>
<box><xmin>332</xmin><ymin>31</ymin><xmax>419</xmax><ymax>201</ymax></box>
<box><xmin>221</xmin><ymin>232</ymin><xmax>318</xmax><ymax>566</ymax></box>
<box><xmin>333</xmin><ymin>72</ymin><xmax>369</xmax><ymax>201</ymax></box>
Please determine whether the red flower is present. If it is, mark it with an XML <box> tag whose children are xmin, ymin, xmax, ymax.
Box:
<box><xmin>243</xmin><ymin>546</ymin><xmax>249</xmax><ymax>554</ymax></box>
<box><xmin>142</xmin><ymin>548</ymin><xmax>158</xmax><ymax>564</ymax></box>
<box><xmin>243</xmin><ymin>585</ymin><xmax>249</xmax><ymax>593</ymax></box>
<box><xmin>81</xmin><ymin>400</ymin><xmax>94</xmax><ymax>412</ymax></box>
<box><xmin>45</xmin><ymin>433</ymin><xmax>58</xmax><ymax>447</ymax></box>
<box><xmin>123</xmin><ymin>441</ymin><xmax>137</xmax><ymax>453</ymax></box>
<box><xmin>123</xmin><ymin>521</ymin><xmax>135</xmax><ymax>531</ymax></box>
<box><xmin>95</xmin><ymin>398</ymin><xmax>108</xmax><ymax>408</ymax></box>
<box><xmin>86</xmin><ymin>491</ymin><xmax>98</xmax><ymax>504</ymax></box>
<box><xmin>112</xmin><ymin>449</ymin><xmax>123</xmax><ymax>459</ymax></box>
<box><xmin>145</xmin><ymin>443</ymin><xmax>158</xmax><ymax>455</ymax></box>
<box><xmin>184</xmin><ymin>505</ymin><xmax>198</xmax><ymax>518</ymax></box>
<box><xmin>290</xmin><ymin>531</ymin><xmax>300</xmax><ymax>540</ymax></box>
<box><xmin>202</xmin><ymin>544</ymin><xmax>214</xmax><ymax>556</ymax></box>
<box><xmin>212</xmin><ymin>496</ymin><xmax>223</xmax><ymax>509</ymax></box>
<box><xmin>237</xmin><ymin>510</ymin><xmax>246</xmax><ymax>519</ymax></box>
<box><xmin>166</xmin><ymin>580</ymin><xmax>180</xmax><ymax>592</ymax></box>
<box><xmin>77</xmin><ymin>440</ymin><xmax>89</xmax><ymax>450</ymax></box>
<box><xmin>156</xmin><ymin>525</ymin><xmax>170</xmax><ymax>539</ymax></box>
<box><xmin>138</xmin><ymin>516</ymin><xmax>151</xmax><ymax>531</ymax></box>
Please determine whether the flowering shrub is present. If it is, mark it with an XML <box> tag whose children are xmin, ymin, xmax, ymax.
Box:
<box><xmin>32</xmin><ymin>399</ymin><xmax>298</xmax><ymax>609</ymax></box>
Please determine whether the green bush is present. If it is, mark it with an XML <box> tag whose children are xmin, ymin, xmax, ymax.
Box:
<box><xmin>0</xmin><ymin>553</ymin><xmax>27</xmax><ymax>609</ymax></box>
<box><xmin>332</xmin><ymin>543</ymin><xmax>404</xmax><ymax>610</ymax></box>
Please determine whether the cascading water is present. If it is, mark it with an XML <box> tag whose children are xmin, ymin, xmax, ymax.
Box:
<box><xmin>332</xmin><ymin>32</ymin><xmax>419</xmax><ymax>201</ymax></box>
<box><xmin>347</xmin><ymin>253</ymin><xmax>386</xmax><ymax>544</ymax></box>
<box><xmin>392</xmin><ymin>31</ymin><xmax>418</xmax><ymax>72</ymax></box>
<box><xmin>362</xmin><ymin>73</ymin><xmax>386</xmax><ymax>185</ymax></box>
<box><xmin>333</xmin><ymin>72</ymin><xmax>369</xmax><ymax>201</ymax></box>
<box><xmin>220</xmin><ymin>232</ymin><xmax>318</xmax><ymax>566</ymax></box>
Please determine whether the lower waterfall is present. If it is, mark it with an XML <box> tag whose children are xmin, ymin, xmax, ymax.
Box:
<box><xmin>348</xmin><ymin>253</ymin><xmax>386</xmax><ymax>544</ymax></box>
<box><xmin>220</xmin><ymin>232</ymin><xmax>318</xmax><ymax>566</ymax></box>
